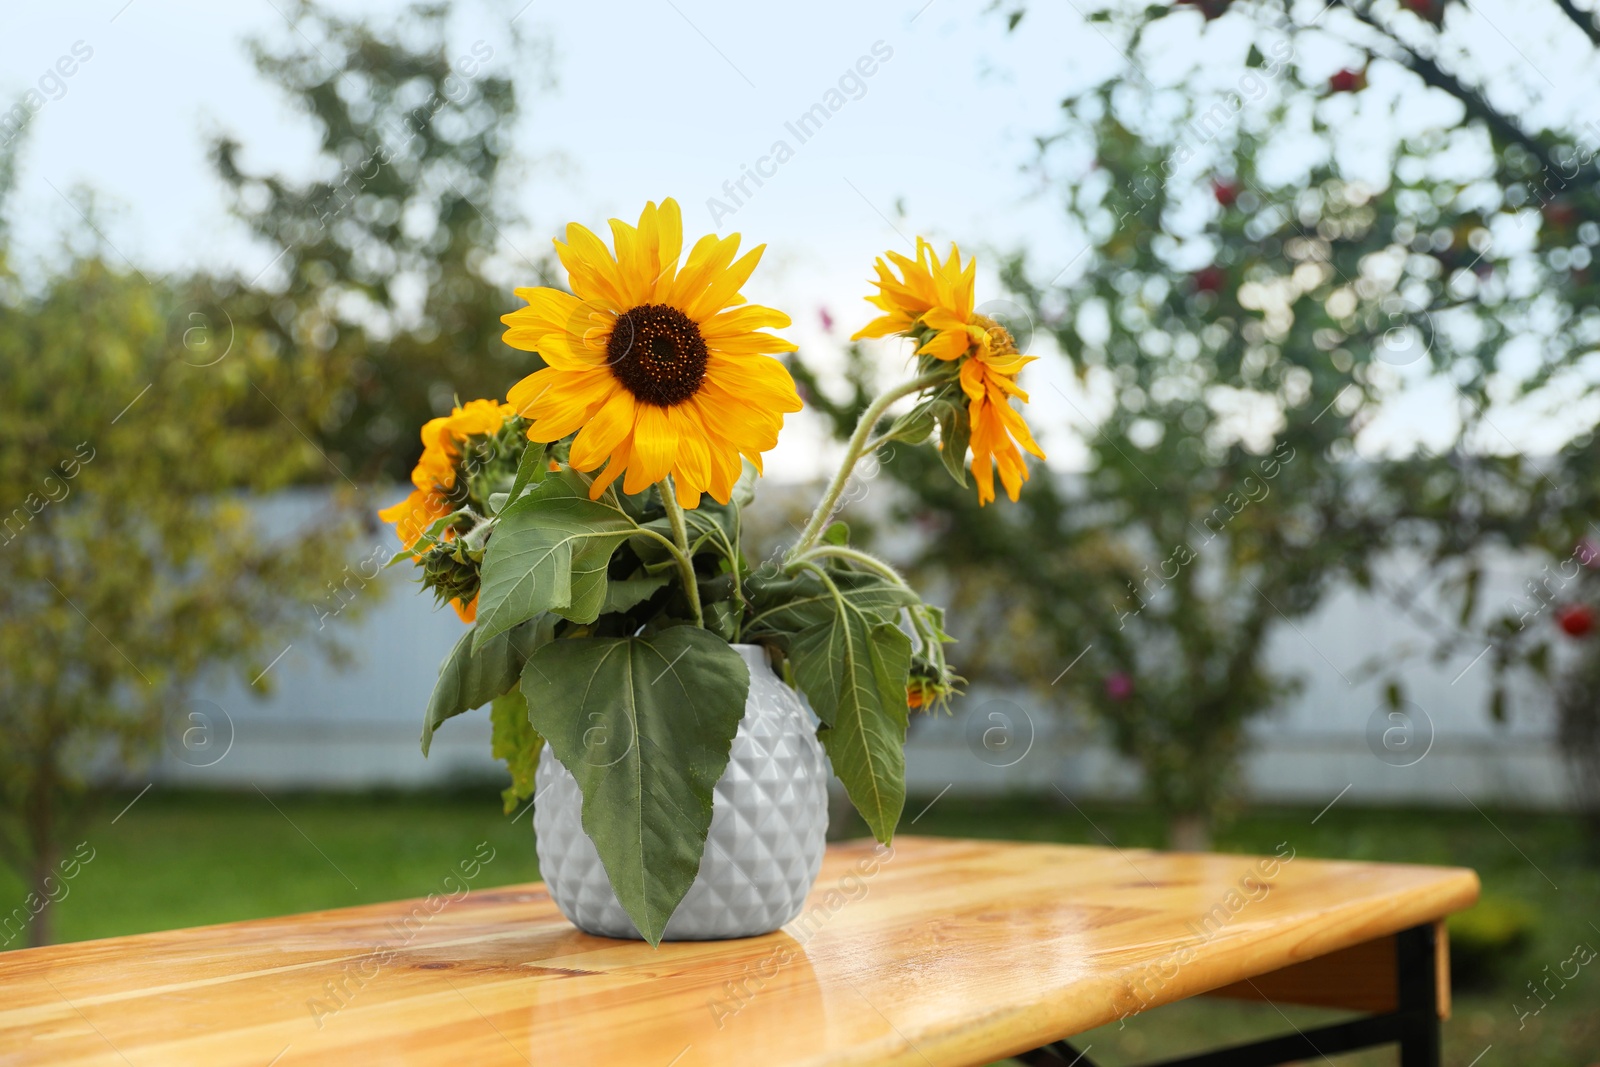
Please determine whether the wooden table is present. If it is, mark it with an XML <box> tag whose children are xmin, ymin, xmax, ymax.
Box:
<box><xmin>0</xmin><ymin>836</ymin><xmax>1479</xmax><ymax>1067</ymax></box>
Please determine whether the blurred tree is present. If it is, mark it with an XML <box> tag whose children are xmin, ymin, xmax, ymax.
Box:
<box><xmin>805</xmin><ymin>0</ymin><xmax>1600</xmax><ymax>846</ymax></box>
<box><xmin>211</xmin><ymin>0</ymin><xmax>552</xmax><ymax>482</ymax></box>
<box><xmin>0</xmin><ymin>196</ymin><xmax>362</xmax><ymax>946</ymax></box>
<box><xmin>0</xmin><ymin>0</ymin><xmax>547</xmax><ymax>945</ymax></box>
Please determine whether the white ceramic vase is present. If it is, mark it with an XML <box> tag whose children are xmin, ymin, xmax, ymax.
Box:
<box><xmin>533</xmin><ymin>643</ymin><xmax>830</xmax><ymax>940</ymax></box>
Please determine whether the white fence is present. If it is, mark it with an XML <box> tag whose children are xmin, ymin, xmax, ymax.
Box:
<box><xmin>146</xmin><ymin>488</ymin><xmax>1575</xmax><ymax>811</ymax></box>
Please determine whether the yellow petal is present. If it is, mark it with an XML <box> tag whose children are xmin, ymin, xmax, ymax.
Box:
<box><xmin>623</xmin><ymin>404</ymin><xmax>678</xmax><ymax>492</ymax></box>
<box><xmin>668</xmin><ymin>405</ymin><xmax>712</xmax><ymax>496</ymax></box>
<box><xmin>556</xmin><ymin>223</ymin><xmax>628</xmax><ymax>310</ymax></box>
<box><xmin>699</xmin><ymin>303</ymin><xmax>792</xmax><ymax>338</ymax></box>
<box><xmin>655</xmin><ymin>198</ymin><xmax>683</xmax><ymax>290</ymax></box>
<box><xmin>665</xmin><ymin>233</ymin><xmax>740</xmax><ymax>314</ymax></box>
<box><xmin>568</xmin><ymin>389</ymin><xmax>638</xmax><ymax>470</ymax></box>
<box><xmin>686</xmin><ymin>243</ymin><xmax>765</xmax><ymax>321</ymax></box>
<box><xmin>588</xmin><ymin>437</ymin><xmax>633</xmax><ymax>500</ymax></box>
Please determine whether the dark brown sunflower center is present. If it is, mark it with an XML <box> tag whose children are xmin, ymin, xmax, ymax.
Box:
<box><xmin>606</xmin><ymin>303</ymin><xmax>708</xmax><ymax>406</ymax></box>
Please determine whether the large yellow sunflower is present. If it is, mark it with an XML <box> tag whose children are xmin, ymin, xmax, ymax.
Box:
<box><xmin>853</xmin><ymin>238</ymin><xmax>1046</xmax><ymax>505</ymax></box>
<box><xmin>501</xmin><ymin>199</ymin><xmax>801</xmax><ymax>509</ymax></box>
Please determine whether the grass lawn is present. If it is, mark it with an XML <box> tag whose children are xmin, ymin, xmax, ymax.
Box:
<box><xmin>2</xmin><ymin>789</ymin><xmax>1595</xmax><ymax>1065</ymax></box>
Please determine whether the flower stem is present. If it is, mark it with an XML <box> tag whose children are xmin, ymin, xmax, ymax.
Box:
<box><xmin>659</xmin><ymin>478</ymin><xmax>705</xmax><ymax>628</ymax></box>
<box><xmin>786</xmin><ymin>368</ymin><xmax>950</xmax><ymax>564</ymax></box>
<box><xmin>798</xmin><ymin>544</ymin><xmax>910</xmax><ymax>588</ymax></box>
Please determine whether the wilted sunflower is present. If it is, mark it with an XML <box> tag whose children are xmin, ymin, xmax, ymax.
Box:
<box><xmin>502</xmin><ymin>198</ymin><xmax>801</xmax><ymax>509</ymax></box>
<box><xmin>853</xmin><ymin>238</ymin><xmax>1046</xmax><ymax>505</ymax></box>
<box><xmin>378</xmin><ymin>398</ymin><xmax>517</xmax><ymax>622</ymax></box>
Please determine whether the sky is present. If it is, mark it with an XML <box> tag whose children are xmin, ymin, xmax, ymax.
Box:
<box><xmin>0</xmin><ymin>0</ymin><xmax>1585</xmax><ymax>480</ymax></box>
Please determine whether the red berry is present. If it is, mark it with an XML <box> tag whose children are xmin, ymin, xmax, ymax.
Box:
<box><xmin>1329</xmin><ymin>69</ymin><xmax>1365</xmax><ymax>93</ymax></box>
<box><xmin>1104</xmin><ymin>673</ymin><xmax>1134</xmax><ymax>701</ymax></box>
<box><xmin>1544</xmin><ymin>200</ymin><xmax>1577</xmax><ymax>230</ymax></box>
<box><xmin>1193</xmin><ymin>266</ymin><xmax>1225</xmax><ymax>294</ymax></box>
<box><xmin>1557</xmin><ymin>604</ymin><xmax>1595</xmax><ymax>637</ymax></box>
<box><xmin>1213</xmin><ymin>179</ymin><xmax>1239</xmax><ymax>207</ymax></box>
<box><xmin>1402</xmin><ymin>0</ymin><xmax>1443</xmax><ymax>23</ymax></box>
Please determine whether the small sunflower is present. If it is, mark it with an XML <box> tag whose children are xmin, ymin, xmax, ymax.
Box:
<box><xmin>962</xmin><ymin>336</ymin><xmax>1044</xmax><ymax>506</ymax></box>
<box><xmin>853</xmin><ymin>238</ymin><xmax>1046</xmax><ymax>505</ymax></box>
<box><xmin>378</xmin><ymin>398</ymin><xmax>517</xmax><ymax>622</ymax></box>
<box><xmin>502</xmin><ymin>198</ymin><xmax>801</xmax><ymax>509</ymax></box>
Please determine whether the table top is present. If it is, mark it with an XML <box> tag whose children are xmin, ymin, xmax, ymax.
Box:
<box><xmin>0</xmin><ymin>835</ymin><xmax>1479</xmax><ymax>1067</ymax></box>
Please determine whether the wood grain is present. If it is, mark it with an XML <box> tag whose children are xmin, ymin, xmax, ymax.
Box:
<box><xmin>0</xmin><ymin>836</ymin><xmax>1478</xmax><ymax>1067</ymax></box>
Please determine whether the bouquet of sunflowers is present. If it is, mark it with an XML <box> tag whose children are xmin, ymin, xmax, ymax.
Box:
<box><xmin>382</xmin><ymin>199</ymin><xmax>1042</xmax><ymax>940</ymax></box>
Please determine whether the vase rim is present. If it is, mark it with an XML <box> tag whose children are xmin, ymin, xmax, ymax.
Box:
<box><xmin>729</xmin><ymin>642</ymin><xmax>773</xmax><ymax>673</ymax></box>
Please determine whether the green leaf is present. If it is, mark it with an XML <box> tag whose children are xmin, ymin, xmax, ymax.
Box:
<box><xmin>603</xmin><ymin>573</ymin><xmax>671</xmax><ymax>614</ymax></box>
<box><xmin>823</xmin><ymin>521</ymin><xmax>850</xmax><ymax>547</ymax></box>
<box><xmin>935</xmin><ymin>400</ymin><xmax>971</xmax><ymax>487</ymax></box>
<box><xmin>745</xmin><ymin>568</ymin><xmax>918</xmax><ymax>638</ymax></box>
<box><xmin>883</xmin><ymin>402</ymin><xmax>937</xmax><ymax>446</ymax></box>
<box><xmin>491</xmin><ymin>688</ymin><xmax>543</xmax><ymax>813</ymax></box>
<box><xmin>421</xmin><ymin>616</ymin><xmax>554</xmax><ymax>754</ymax></box>
<box><xmin>787</xmin><ymin>596</ymin><xmax>912</xmax><ymax>843</ymax></box>
<box><xmin>520</xmin><ymin>627</ymin><xmax>749</xmax><ymax>945</ymax></box>
<box><xmin>474</xmin><ymin>470</ymin><xmax>637</xmax><ymax>648</ymax></box>
<box><xmin>704</xmin><ymin>599</ymin><xmax>739</xmax><ymax>642</ymax></box>
<box><xmin>507</xmin><ymin>438</ymin><xmax>549</xmax><ymax>506</ymax></box>
<box><xmin>1458</xmin><ymin>566</ymin><xmax>1480</xmax><ymax>627</ymax></box>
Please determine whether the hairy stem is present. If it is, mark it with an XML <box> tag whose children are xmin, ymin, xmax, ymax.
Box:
<box><xmin>659</xmin><ymin>478</ymin><xmax>705</xmax><ymax>628</ymax></box>
<box><xmin>799</xmin><ymin>544</ymin><xmax>911</xmax><ymax>587</ymax></box>
<box><xmin>787</xmin><ymin>369</ymin><xmax>950</xmax><ymax>562</ymax></box>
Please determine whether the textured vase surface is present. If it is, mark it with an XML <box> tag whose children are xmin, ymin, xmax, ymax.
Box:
<box><xmin>533</xmin><ymin>643</ymin><xmax>830</xmax><ymax>940</ymax></box>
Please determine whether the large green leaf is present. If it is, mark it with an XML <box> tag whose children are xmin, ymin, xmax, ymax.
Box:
<box><xmin>490</xmin><ymin>688</ymin><xmax>542</xmax><ymax>813</ymax></box>
<box><xmin>474</xmin><ymin>471</ymin><xmax>637</xmax><ymax>648</ymax></box>
<box><xmin>520</xmin><ymin>627</ymin><xmax>749</xmax><ymax>945</ymax></box>
<box><xmin>421</xmin><ymin>616</ymin><xmax>553</xmax><ymax>754</ymax></box>
<box><xmin>788</xmin><ymin>600</ymin><xmax>912</xmax><ymax>844</ymax></box>
<box><xmin>504</xmin><ymin>438</ymin><xmax>549</xmax><ymax>508</ymax></box>
<box><xmin>745</xmin><ymin>568</ymin><xmax>919</xmax><ymax>638</ymax></box>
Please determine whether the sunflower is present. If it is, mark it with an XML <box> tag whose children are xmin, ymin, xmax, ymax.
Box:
<box><xmin>853</xmin><ymin>238</ymin><xmax>1046</xmax><ymax>505</ymax></box>
<box><xmin>378</xmin><ymin>398</ymin><xmax>517</xmax><ymax>622</ymax></box>
<box><xmin>501</xmin><ymin>199</ymin><xmax>801</xmax><ymax>509</ymax></box>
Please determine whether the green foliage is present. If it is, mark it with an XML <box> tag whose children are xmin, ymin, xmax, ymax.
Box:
<box><xmin>519</xmin><ymin>628</ymin><xmax>749</xmax><ymax>945</ymax></box>
<box><xmin>744</xmin><ymin>568</ymin><xmax>920</xmax><ymax>637</ymax></box>
<box><xmin>409</xmin><ymin>449</ymin><xmax>951</xmax><ymax>935</ymax></box>
<box><xmin>505</xmin><ymin>439</ymin><xmax>549</xmax><ymax>506</ymax></box>
<box><xmin>1448</xmin><ymin>895</ymin><xmax>1537</xmax><ymax>991</ymax></box>
<box><xmin>0</xmin><ymin>0</ymin><xmax>556</xmax><ymax>944</ymax></box>
<box><xmin>210</xmin><ymin>1</ymin><xmax>549</xmax><ymax>481</ymax></box>
<box><xmin>788</xmin><ymin>592</ymin><xmax>913</xmax><ymax>843</ymax></box>
<box><xmin>0</xmin><ymin>223</ymin><xmax>363</xmax><ymax>943</ymax></box>
<box><xmin>794</xmin><ymin>0</ymin><xmax>1600</xmax><ymax>844</ymax></box>
<box><xmin>473</xmin><ymin>471</ymin><xmax>639</xmax><ymax>644</ymax></box>
<box><xmin>489</xmin><ymin>690</ymin><xmax>542</xmax><ymax>815</ymax></box>
<box><xmin>421</xmin><ymin>617</ymin><xmax>554</xmax><ymax>754</ymax></box>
